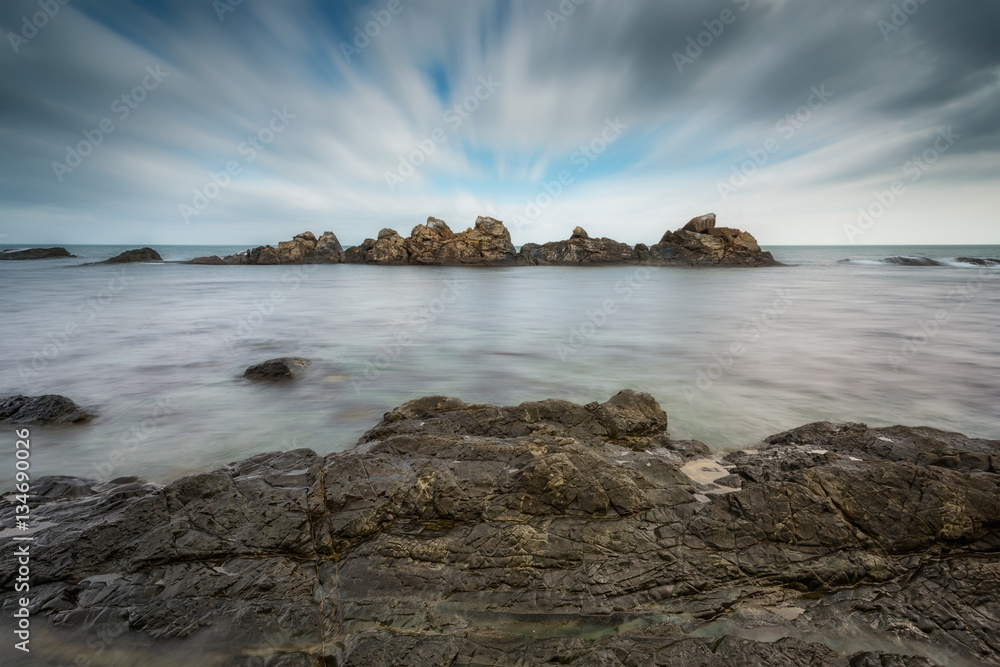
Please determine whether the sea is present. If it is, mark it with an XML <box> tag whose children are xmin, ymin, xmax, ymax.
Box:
<box><xmin>1</xmin><ymin>244</ymin><xmax>998</xmax><ymax>488</ymax></box>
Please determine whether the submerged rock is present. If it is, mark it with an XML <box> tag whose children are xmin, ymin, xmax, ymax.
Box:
<box><xmin>0</xmin><ymin>394</ymin><xmax>94</xmax><ymax>424</ymax></box>
<box><xmin>0</xmin><ymin>247</ymin><xmax>75</xmax><ymax>260</ymax></box>
<box><xmin>1</xmin><ymin>392</ymin><xmax>997</xmax><ymax>665</ymax></box>
<box><xmin>243</xmin><ymin>357</ymin><xmax>311</xmax><ymax>381</ymax></box>
<box><xmin>956</xmin><ymin>257</ymin><xmax>1000</xmax><ymax>266</ymax></box>
<box><xmin>880</xmin><ymin>256</ymin><xmax>942</xmax><ymax>266</ymax></box>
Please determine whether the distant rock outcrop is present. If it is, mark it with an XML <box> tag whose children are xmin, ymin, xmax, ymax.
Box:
<box><xmin>345</xmin><ymin>216</ymin><xmax>519</xmax><ymax>265</ymax></box>
<box><xmin>0</xmin><ymin>394</ymin><xmax>94</xmax><ymax>424</ymax></box>
<box><xmin>645</xmin><ymin>214</ymin><xmax>777</xmax><ymax>266</ymax></box>
<box><xmin>0</xmin><ymin>247</ymin><xmax>75</xmax><ymax>260</ymax></box>
<box><xmin>84</xmin><ymin>247</ymin><xmax>163</xmax><ymax>265</ymax></box>
<box><xmin>520</xmin><ymin>226</ymin><xmax>639</xmax><ymax>265</ymax></box>
<box><xmin>225</xmin><ymin>231</ymin><xmax>344</xmax><ymax>265</ymax></box>
<box><xmin>207</xmin><ymin>213</ymin><xmax>776</xmax><ymax>268</ymax></box>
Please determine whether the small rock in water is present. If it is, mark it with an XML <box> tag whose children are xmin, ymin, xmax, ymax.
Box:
<box><xmin>0</xmin><ymin>394</ymin><xmax>95</xmax><ymax>424</ymax></box>
<box><xmin>243</xmin><ymin>357</ymin><xmax>311</xmax><ymax>381</ymax></box>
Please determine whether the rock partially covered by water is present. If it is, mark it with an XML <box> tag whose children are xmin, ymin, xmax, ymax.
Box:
<box><xmin>243</xmin><ymin>357</ymin><xmax>310</xmax><ymax>381</ymax></box>
<box><xmin>647</xmin><ymin>214</ymin><xmax>778</xmax><ymax>266</ymax></box>
<box><xmin>520</xmin><ymin>226</ymin><xmax>639</xmax><ymax>265</ymax></box>
<box><xmin>0</xmin><ymin>247</ymin><xmax>75</xmax><ymax>260</ymax></box>
<box><xmin>2</xmin><ymin>392</ymin><xmax>997</xmax><ymax>665</ymax></box>
<box><xmin>956</xmin><ymin>257</ymin><xmax>1000</xmax><ymax>267</ymax></box>
<box><xmin>880</xmin><ymin>256</ymin><xmax>942</xmax><ymax>266</ymax></box>
<box><xmin>86</xmin><ymin>247</ymin><xmax>162</xmax><ymax>265</ymax></box>
<box><xmin>0</xmin><ymin>394</ymin><xmax>94</xmax><ymax>424</ymax></box>
<box><xmin>345</xmin><ymin>216</ymin><xmax>519</xmax><ymax>265</ymax></box>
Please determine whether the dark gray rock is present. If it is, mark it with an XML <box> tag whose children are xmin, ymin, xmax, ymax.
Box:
<box><xmin>0</xmin><ymin>247</ymin><xmax>75</xmax><ymax>260</ymax></box>
<box><xmin>956</xmin><ymin>257</ymin><xmax>1000</xmax><ymax>266</ymax></box>
<box><xmin>0</xmin><ymin>394</ymin><xmax>94</xmax><ymax>424</ymax></box>
<box><xmin>518</xmin><ymin>230</ymin><xmax>638</xmax><ymax>265</ymax></box>
<box><xmin>91</xmin><ymin>247</ymin><xmax>163</xmax><ymax>264</ymax></box>
<box><xmin>682</xmin><ymin>212</ymin><xmax>717</xmax><ymax>233</ymax></box>
<box><xmin>243</xmin><ymin>357</ymin><xmax>311</xmax><ymax>381</ymax></box>
<box><xmin>880</xmin><ymin>256</ymin><xmax>941</xmax><ymax>266</ymax></box>
<box><xmin>2</xmin><ymin>394</ymin><xmax>996</xmax><ymax>666</ymax></box>
<box><xmin>184</xmin><ymin>255</ymin><xmax>228</xmax><ymax>265</ymax></box>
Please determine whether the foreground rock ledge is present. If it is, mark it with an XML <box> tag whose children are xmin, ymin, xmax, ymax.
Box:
<box><xmin>1</xmin><ymin>391</ymin><xmax>998</xmax><ymax>666</ymax></box>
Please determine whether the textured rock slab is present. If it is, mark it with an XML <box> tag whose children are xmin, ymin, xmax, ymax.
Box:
<box><xmin>2</xmin><ymin>394</ymin><xmax>996</xmax><ymax>666</ymax></box>
<box><xmin>0</xmin><ymin>394</ymin><xmax>94</xmax><ymax>424</ymax></box>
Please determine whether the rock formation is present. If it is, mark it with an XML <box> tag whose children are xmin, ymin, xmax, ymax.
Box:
<box><xmin>209</xmin><ymin>213</ymin><xmax>775</xmax><ymax>268</ymax></box>
<box><xmin>243</xmin><ymin>357</ymin><xmax>311</xmax><ymax>381</ymax></box>
<box><xmin>2</xmin><ymin>391</ymin><xmax>997</xmax><ymax>666</ymax></box>
<box><xmin>224</xmin><ymin>231</ymin><xmax>344</xmax><ymax>265</ymax></box>
<box><xmin>957</xmin><ymin>257</ymin><xmax>1000</xmax><ymax>266</ymax></box>
<box><xmin>0</xmin><ymin>394</ymin><xmax>94</xmax><ymax>424</ymax></box>
<box><xmin>345</xmin><ymin>216</ymin><xmax>519</xmax><ymax>265</ymax></box>
<box><xmin>83</xmin><ymin>247</ymin><xmax>163</xmax><ymax>265</ymax></box>
<box><xmin>0</xmin><ymin>247</ymin><xmax>75</xmax><ymax>260</ymax></box>
<box><xmin>644</xmin><ymin>213</ymin><xmax>778</xmax><ymax>266</ymax></box>
<box><xmin>519</xmin><ymin>225</ymin><xmax>639</xmax><ymax>265</ymax></box>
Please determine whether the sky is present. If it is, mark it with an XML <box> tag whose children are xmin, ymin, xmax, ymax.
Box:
<box><xmin>0</xmin><ymin>0</ymin><xmax>998</xmax><ymax>247</ymax></box>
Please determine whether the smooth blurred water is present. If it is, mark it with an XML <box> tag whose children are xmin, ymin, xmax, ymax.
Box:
<box><xmin>1</xmin><ymin>244</ymin><xmax>998</xmax><ymax>487</ymax></box>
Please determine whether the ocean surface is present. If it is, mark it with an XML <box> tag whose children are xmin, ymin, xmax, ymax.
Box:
<box><xmin>1</xmin><ymin>244</ymin><xmax>998</xmax><ymax>488</ymax></box>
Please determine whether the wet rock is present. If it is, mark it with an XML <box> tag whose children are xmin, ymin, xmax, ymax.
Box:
<box><xmin>0</xmin><ymin>247</ymin><xmax>75</xmax><ymax>260</ymax></box>
<box><xmin>184</xmin><ymin>255</ymin><xmax>228</xmax><ymax>265</ymax></box>
<box><xmin>86</xmin><ymin>247</ymin><xmax>162</xmax><ymax>264</ymax></box>
<box><xmin>880</xmin><ymin>256</ymin><xmax>942</xmax><ymax>266</ymax></box>
<box><xmin>3</xmin><ymin>395</ymin><xmax>996</xmax><ymax>665</ymax></box>
<box><xmin>956</xmin><ymin>257</ymin><xmax>1000</xmax><ymax>266</ymax></box>
<box><xmin>0</xmin><ymin>394</ymin><xmax>94</xmax><ymax>424</ymax></box>
<box><xmin>242</xmin><ymin>357</ymin><xmax>311</xmax><ymax>381</ymax></box>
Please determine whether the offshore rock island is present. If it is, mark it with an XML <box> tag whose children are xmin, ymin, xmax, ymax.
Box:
<box><xmin>1</xmin><ymin>391</ymin><xmax>997</xmax><ymax>666</ymax></box>
<box><xmin>192</xmin><ymin>213</ymin><xmax>779</xmax><ymax>267</ymax></box>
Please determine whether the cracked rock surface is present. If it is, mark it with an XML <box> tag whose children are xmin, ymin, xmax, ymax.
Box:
<box><xmin>1</xmin><ymin>391</ymin><xmax>997</xmax><ymax>665</ymax></box>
